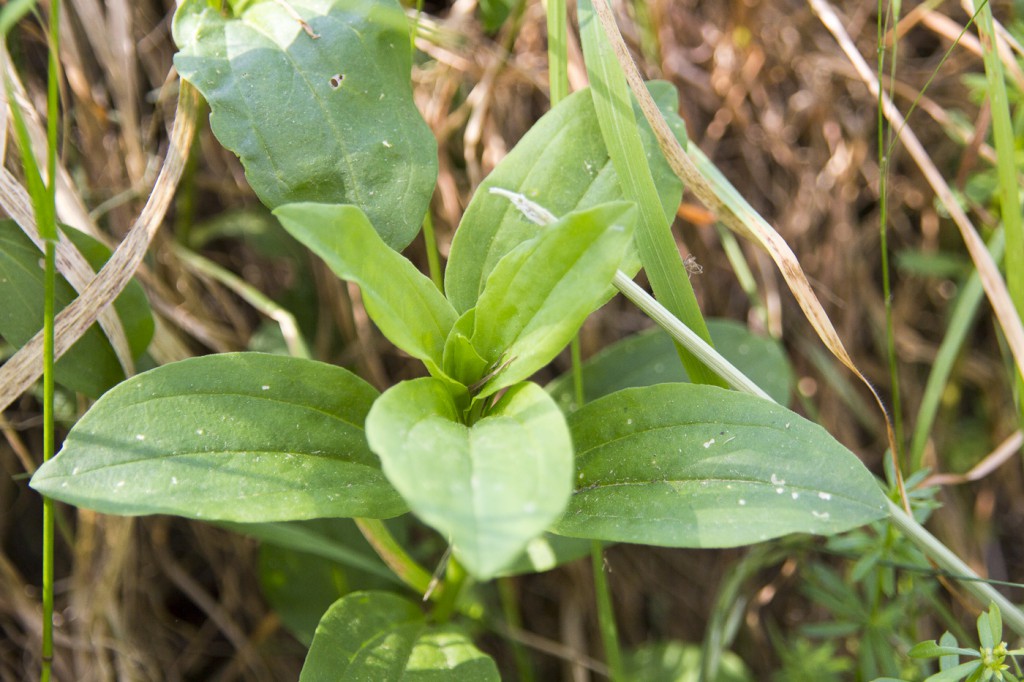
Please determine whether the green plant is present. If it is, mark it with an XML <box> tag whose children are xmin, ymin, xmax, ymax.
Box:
<box><xmin>8</xmin><ymin>0</ymin><xmax>1024</xmax><ymax>678</ymax></box>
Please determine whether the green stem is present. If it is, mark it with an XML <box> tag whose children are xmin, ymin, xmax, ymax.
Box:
<box><xmin>354</xmin><ymin>518</ymin><xmax>433</xmax><ymax>595</ymax></box>
<box><xmin>41</xmin><ymin>238</ymin><xmax>55</xmax><ymax>682</ymax></box>
<box><xmin>544</xmin><ymin>0</ymin><xmax>568</xmax><ymax>105</ymax></box>
<box><xmin>41</xmin><ymin>3</ymin><xmax>61</xmax><ymax>679</ymax></box>
<box><xmin>885</xmin><ymin>498</ymin><xmax>1024</xmax><ymax>638</ymax></box>
<box><xmin>591</xmin><ymin>541</ymin><xmax>624</xmax><ymax>681</ymax></box>
<box><xmin>421</xmin><ymin>211</ymin><xmax>443</xmax><ymax>291</ymax></box>
<box><xmin>431</xmin><ymin>554</ymin><xmax>467</xmax><ymax>624</ymax></box>
<box><xmin>498</xmin><ymin>578</ymin><xmax>536</xmax><ymax>682</ymax></box>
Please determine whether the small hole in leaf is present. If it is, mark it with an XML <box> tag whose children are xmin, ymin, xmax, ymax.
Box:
<box><xmin>329</xmin><ymin>74</ymin><xmax>344</xmax><ymax>89</ymax></box>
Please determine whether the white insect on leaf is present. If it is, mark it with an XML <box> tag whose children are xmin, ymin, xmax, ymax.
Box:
<box><xmin>489</xmin><ymin>187</ymin><xmax>557</xmax><ymax>226</ymax></box>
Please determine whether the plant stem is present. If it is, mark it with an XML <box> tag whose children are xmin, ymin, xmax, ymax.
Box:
<box><xmin>591</xmin><ymin>541</ymin><xmax>624</xmax><ymax>681</ymax></box>
<box><xmin>885</xmin><ymin>498</ymin><xmax>1024</xmax><ymax>638</ymax></box>
<box><xmin>354</xmin><ymin>518</ymin><xmax>433</xmax><ymax>595</ymax></box>
<box><xmin>498</xmin><ymin>578</ymin><xmax>536</xmax><ymax>682</ymax></box>
<box><xmin>613</xmin><ymin>271</ymin><xmax>773</xmax><ymax>401</ymax></box>
<box><xmin>421</xmin><ymin>210</ymin><xmax>444</xmax><ymax>291</ymax></box>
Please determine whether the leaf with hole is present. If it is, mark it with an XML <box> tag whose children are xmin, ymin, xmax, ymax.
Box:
<box><xmin>554</xmin><ymin>383</ymin><xmax>887</xmax><ymax>547</ymax></box>
<box><xmin>172</xmin><ymin>0</ymin><xmax>437</xmax><ymax>250</ymax></box>
<box><xmin>30</xmin><ymin>353</ymin><xmax>405</xmax><ymax>521</ymax></box>
<box><xmin>365</xmin><ymin>378</ymin><xmax>573</xmax><ymax>579</ymax></box>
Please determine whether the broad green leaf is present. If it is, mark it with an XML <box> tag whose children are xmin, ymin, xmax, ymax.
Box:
<box><xmin>300</xmin><ymin>591</ymin><xmax>499</xmax><ymax>681</ymax></box>
<box><xmin>445</xmin><ymin>81</ymin><xmax>686</xmax><ymax>313</ymax></box>
<box><xmin>31</xmin><ymin>353</ymin><xmax>405</xmax><ymax>521</ymax></box>
<box><xmin>469</xmin><ymin>201</ymin><xmax>636</xmax><ymax>397</ymax></box>
<box><xmin>0</xmin><ymin>220</ymin><xmax>153</xmax><ymax>398</ymax></box>
<box><xmin>275</xmin><ymin>203</ymin><xmax>457</xmax><ymax>375</ymax></box>
<box><xmin>548</xmin><ymin>320</ymin><xmax>794</xmax><ymax>410</ymax></box>
<box><xmin>554</xmin><ymin>384</ymin><xmax>887</xmax><ymax>547</ymax></box>
<box><xmin>172</xmin><ymin>0</ymin><xmax>437</xmax><ymax>250</ymax></box>
<box><xmin>366</xmin><ymin>378</ymin><xmax>573</xmax><ymax>579</ymax></box>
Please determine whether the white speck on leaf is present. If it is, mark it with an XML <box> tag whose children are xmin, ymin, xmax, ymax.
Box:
<box><xmin>382</xmin><ymin>140</ymin><xmax>392</xmax><ymax>148</ymax></box>
<box><xmin>738</xmin><ymin>499</ymin><xmax>746</xmax><ymax>506</ymax></box>
<box><xmin>135</xmin><ymin>434</ymin><xmax>145</xmax><ymax>441</ymax></box>
<box><xmin>791</xmin><ymin>491</ymin><xmax>799</xmax><ymax>499</ymax></box>
<box><xmin>776</xmin><ymin>487</ymin><xmax>785</xmax><ymax>494</ymax></box>
<box><xmin>703</xmin><ymin>438</ymin><xmax>715</xmax><ymax>448</ymax></box>
<box><xmin>116</xmin><ymin>481</ymin><xmax>125</xmax><ymax>488</ymax></box>
<box><xmin>171</xmin><ymin>477</ymin><xmax>178</xmax><ymax>485</ymax></box>
<box><xmin>261</xmin><ymin>385</ymin><xmax>270</xmax><ymax>391</ymax></box>
<box><xmin>770</xmin><ymin>473</ymin><xmax>786</xmax><ymax>485</ymax></box>
<box><xmin>626</xmin><ymin>418</ymin><xmax>634</xmax><ymax>426</ymax></box>
<box><xmin>812</xmin><ymin>511</ymin><xmax>830</xmax><ymax>520</ymax></box>
<box><xmin>818</xmin><ymin>492</ymin><xmax>832</xmax><ymax>500</ymax></box>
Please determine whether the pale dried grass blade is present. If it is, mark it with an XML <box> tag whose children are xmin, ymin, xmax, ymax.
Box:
<box><xmin>587</xmin><ymin>0</ymin><xmax>901</xmax><ymax>473</ymax></box>
<box><xmin>0</xmin><ymin>80</ymin><xmax>199</xmax><ymax>413</ymax></box>
<box><xmin>810</xmin><ymin>0</ymin><xmax>1024</xmax><ymax>401</ymax></box>
<box><xmin>924</xmin><ymin>429</ymin><xmax>1023</xmax><ymax>486</ymax></box>
<box><xmin>0</xmin><ymin>167</ymin><xmax>135</xmax><ymax>375</ymax></box>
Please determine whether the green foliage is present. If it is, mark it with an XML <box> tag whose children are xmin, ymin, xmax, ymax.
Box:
<box><xmin>172</xmin><ymin>0</ymin><xmax>437</xmax><ymax>250</ymax></box>
<box><xmin>30</xmin><ymin>353</ymin><xmax>406</xmax><ymax>521</ymax></box>
<box><xmin>903</xmin><ymin>604</ymin><xmax>1024</xmax><ymax>682</ymax></box>
<box><xmin>299</xmin><ymin>591</ymin><xmax>499</xmax><ymax>680</ymax></box>
<box><xmin>554</xmin><ymin>383</ymin><xmax>887</xmax><ymax>547</ymax></box>
<box><xmin>0</xmin><ymin>220</ymin><xmax>153</xmax><ymax>397</ymax></box>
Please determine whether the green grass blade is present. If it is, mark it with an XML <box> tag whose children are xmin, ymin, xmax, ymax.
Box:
<box><xmin>577</xmin><ymin>0</ymin><xmax>724</xmax><ymax>388</ymax></box>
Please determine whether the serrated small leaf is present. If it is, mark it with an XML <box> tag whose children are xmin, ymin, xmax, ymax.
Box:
<box><xmin>366</xmin><ymin>378</ymin><xmax>572</xmax><ymax>579</ymax></box>
<box><xmin>275</xmin><ymin>203</ymin><xmax>456</xmax><ymax>375</ymax></box>
<box><xmin>469</xmin><ymin>202</ymin><xmax>636</xmax><ymax>397</ymax></box>
<box><xmin>445</xmin><ymin>81</ymin><xmax>686</xmax><ymax>313</ymax></box>
<box><xmin>554</xmin><ymin>384</ymin><xmax>888</xmax><ymax>547</ymax></box>
<box><xmin>31</xmin><ymin>353</ymin><xmax>405</xmax><ymax>521</ymax></box>
<box><xmin>300</xmin><ymin>591</ymin><xmax>499</xmax><ymax>681</ymax></box>
<box><xmin>172</xmin><ymin>0</ymin><xmax>437</xmax><ymax>249</ymax></box>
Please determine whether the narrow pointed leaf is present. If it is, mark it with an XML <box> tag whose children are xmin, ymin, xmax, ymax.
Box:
<box><xmin>275</xmin><ymin>203</ymin><xmax>457</xmax><ymax>374</ymax></box>
<box><xmin>469</xmin><ymin>201</ymin><xmax>636</xmax><ymax>397</ymax></box>
<box><xmin>554</xmin><ymin>384</ymin><xmax>887</xmax><ymax>547</ymax></box>
<box><xmin>31</xmin><ymin>353</ymin><xmax>405</xmax><ymax>521</ymax></box>
<box><xmin>0</xmin><ymin>220</ymin><xmax>153</xmax><ymax>397</ymax></box>
<box><xmin>445</xmin><ymin>82</ymin><xmax>686</xmax><ymax>313</ymax></box>
<box><xmin>172</xmin><ymin>0</ymin><xmax>437</xmax><ymax>249</ymax></box>
<box><xmin>366</xmin><ymin>378</ymin><xmax>573</xmax><ymax>579</ymax></box>
<box><xmin>300</xmin><ymin>591</ymin><xmax>499</xmax><ymax>681</ymax></box>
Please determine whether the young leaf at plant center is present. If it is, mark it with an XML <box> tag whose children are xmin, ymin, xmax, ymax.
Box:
<box><xmin>172</xmin><ymin>0</ymin><xmax>437</xmax><ymax>250</ymax></box>
<box><xmin>445</xmin><ymin>81</ymin><xmax>687</xmax><ymax>313</ymax></box>
<box><xmin>30</xmin><ymin>353</ymin><xmax>406</xmax><ymax>521</ymax></box>
<box><xmin>365</xmin><ymin>378</ymin><xmax>573</xmax><ymax>579</ymax></box>
<box><xmin>469</xmin><ymin>201</ymin><xmax>636</xmax><ymax>397</ymax></box>
<box><xmin>300</xmin><ymin>591</ymin><xmax>499</xmax><ymax>681</ymax></box>
<box><xmin>548</xmin><ymin>320</ymin><xmax>794</xmax><ymax>410</ymax></box>
<box><xmin>275</xmin><ymin>203</ymin><xmax>457</xmax><ymax>377</ymax></box>
<box><xmin>0</xmin><ymin>220</ymin><xmax>153</xmax><ymax>398</ymax></box>
<box><xmin>553</xmin><ymin>384</ymin><xmax>887</xmax><ymax>547</ymax></box>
